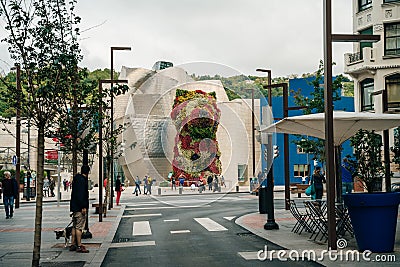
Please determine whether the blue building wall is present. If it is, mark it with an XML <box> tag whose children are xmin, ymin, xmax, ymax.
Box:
<box><xmin>260</xmin><ymin>77</ymin><xmax>354</xmax><ymax>185</ymax></box>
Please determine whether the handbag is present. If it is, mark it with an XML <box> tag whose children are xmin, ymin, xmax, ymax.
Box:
<box><xmin>305</xmin><ymin>183</ymin><xmax>315</xmax><ymax>196</ymax></box>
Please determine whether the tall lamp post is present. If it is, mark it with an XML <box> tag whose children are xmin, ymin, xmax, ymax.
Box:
<box><xmin>256</xmin><ymin>69</ymin><xmax>279</xmax><ymax>229</ymax></box>
<box><xmin>110</xmin><ymin>46</ymin><xmax>131</xmax><ymax>210</ymax></box>
<box><xmin>98</xmin><ymin>79</ymin><xmax>128</xmax><ymax>222</ymax></box>
<box><xmin>15</xmin><ymin>63</ymin><xmax>21</xmax><ymax>209</ymax></box>
<box><xmin>323</xmin><ymin>0</ymin><xmax>380</xmax><ymax>250</ymax></box>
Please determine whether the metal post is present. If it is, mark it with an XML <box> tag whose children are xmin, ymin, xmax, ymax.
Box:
<box><xmin>283</xmin><ymin>84</ymin><xmax>290</xmax><ymax>211</ymax></box>
<box><xmin>251</xmin><ymin>88</ymin><xmax>255</xmax><ymax>177</ymax></box>
<box><xmin>15</xmin><ymin>63</ymin><xmax>21</xmax><ymax>209</ymax></box>
<box><xmin>57</xmin><ymin>142</ymin><xmax>61</xmax><ymax>207</ymax></box>
<box><xmin>323</xmin><ymin>0</ymin><xmax>337</xmax><ymax>250</ymax></box>
<box><xmin>98</xmin><ymin>81</ymin><xmax>103</xmax><ymax>222</ymax></box>
<box><xmin>110</xmin><ymin>46</ymin><xmax>131</xmax><ymax>210</ymax></box>
<box><xmin>82</xmin><ymin>149</ymin><xmax>92</xmax><ymax>238</ymax></box>
<box><xmin>382</xmin><ymin>90</ymin><xmax>391</xmax><ymax>192</ymax></box>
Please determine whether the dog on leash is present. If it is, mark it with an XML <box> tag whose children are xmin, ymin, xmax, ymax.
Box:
<box><xmin>55</xmin><ymin>226</ymin><xmax>73</xmax><ymax>247</ymax></box>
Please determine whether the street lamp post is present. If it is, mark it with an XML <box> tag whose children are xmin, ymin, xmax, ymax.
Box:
<box><xmin>98</xmin><ymin>79</ymin><xmax>128</xmax><ymax>222</ymax></box>
<box><xmin>110</xmin><ymin>46</ymin><xmax>131</xmax><ymax>210</ymax></box>
<box><xmin>15</xmin><ymin>63</ymin><xmax>21</xmax><ymax>209</ymax></box>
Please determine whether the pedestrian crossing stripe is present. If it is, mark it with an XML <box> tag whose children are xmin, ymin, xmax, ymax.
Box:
<box><xmin>223</xmin><ymin>216</ymin><xmax>235</xmax><ymax>221</ymax></box>
<box><xmin>110</xmin><ymin>241</ymin><xmax>156</xmax><ymax>248</ymax></box>
<box><xmin>132</xmin><ymin>221</ymin><xmax>152</xmax><ymax>236</ymax></box>
<box><xmin>164</xmin><ymin>219</ymin><xmax>179</xmax><ymax>222</ymax></box>
<box><xmin>194</xmin><ymin>218</ymin><xmax>228</xmax><ymax>231</ymax></box>
<box><xmin>170</xmin><ymin>230</ymin><xmax>190</xmax><ymax>234</ymax></box>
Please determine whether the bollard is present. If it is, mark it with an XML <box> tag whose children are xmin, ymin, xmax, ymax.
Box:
<box><xmin>158</xmin><ymin>188</ymin><xmax>161</xmax><ymax>195</ymax></box>
<box><xmin>236</xmin><ymin>185</ymin><xmax>239</xmax><ymax>192</ymax></box>
<box><xmin>258</xmin><ymin>187</ymin><xmax>268</xmax><ymax>214</ymax></box>
<box><xmin>218</xmin><ymin>186</ymin><xmax>221</xmax><ymax>192</ymax></box>
<box><xmin>179</xmin><ymin>187</ymin><xmax>183</xmax><ymax>194</ymax></box>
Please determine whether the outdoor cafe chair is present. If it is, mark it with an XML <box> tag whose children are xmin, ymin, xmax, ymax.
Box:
<box><xmin>304</xmin><ymin>201</ymin><xmax>328</xmax><ymax>242</ymax></box>
<box><xmin>286</xmin><ymin>199</ymin><xmax>312</xmax><ymax>234</ymax></box>
<box><xmin>335</xmin><ymin>203</ymin><xmax>354</xmax><ymax>238</ymax></box>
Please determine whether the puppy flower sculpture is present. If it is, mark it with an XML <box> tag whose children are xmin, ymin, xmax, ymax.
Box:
<box><xmin>171</xmin><ymin>89</ymin><xmax>222</xmax><ymax>182</ymax></box>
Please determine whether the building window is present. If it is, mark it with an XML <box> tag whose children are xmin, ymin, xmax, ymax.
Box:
<box><xmin>360</xmin><ymin>78</ymin><xmax>374</xmax><ymax>111</ymax></box>
<box><xmin>386</xmin><ymin>74</ymin><xmax>400</xmax><ymax>108</ymax></box>
<box><xmin>359</xmin><ymin>0</ymin><xmax>372</xmax><ymax>11</ymax></box>
<box><xmin>384</xmin><ymin>0</ymin><xmax>400</xmax><ymax>3</ymax></box>
<box><xmin>296</xmin><ymin>145</ymin><xmax>306</xmax><ymax>154</ymax></box>
<box><xmin>293</xmin><ymin>164</ymin><xmax>309</xmax><ymax>178</ymax></box>
<box><xmin>385</xmin><ymin>22</ymin><xmax>400</xmax><ymax>56</ymax></box>
<box><xmin>359</xmin><ymin>27</ymin><xmax>373</xmax><ymax>59</ymax></box>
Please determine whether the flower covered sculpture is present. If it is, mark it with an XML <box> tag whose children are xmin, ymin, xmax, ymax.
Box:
<box><xmin>171</xmin><ymin>89</ymin><xmax>222</xmax><ymax>182</ymax></box>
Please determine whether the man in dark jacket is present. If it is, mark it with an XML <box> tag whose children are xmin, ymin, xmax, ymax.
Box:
<box><xmin>2</xmin><ymin>171</ymin><xmax>18</xmax><ymax>219</ymax></box>
<box><xmin>69</xmin><ymin>165</ymin><xmax>90</xmax><ymax>253</ymax></box>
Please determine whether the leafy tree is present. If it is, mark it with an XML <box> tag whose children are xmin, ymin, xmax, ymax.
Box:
<box><xmin>0</xmin><ymin>1</ymin><xmax>83</xmax><ymax>266</ymax></box>
<box><xmin>391</xmin><ymin>127</ymin><xmax>400</xmax><ymax>170</ymax></box>
<box><xmin>291</xmin><ymin>60</ymin><xmax>344</xmax><ymax>163</ymax></box>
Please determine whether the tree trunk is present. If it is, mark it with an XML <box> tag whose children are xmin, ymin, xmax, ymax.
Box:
<box><xmin>32</xmin><ymin>127</ymin><xmax>45</xmax><ymax>267</ymax></box>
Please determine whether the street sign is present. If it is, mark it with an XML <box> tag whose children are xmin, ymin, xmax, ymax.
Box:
<box><xmin>12</xmin><ymin>155</ymin><xmax>17</xmax><ymax>166</ymax></box>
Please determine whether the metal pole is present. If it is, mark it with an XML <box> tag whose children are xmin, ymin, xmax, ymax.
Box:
<box><xmin>382</xmin><ymin>90</ymin><xmax>391</xmax><ymax>192</ymax></box>
<box><xmin>57</xmin><ymin>142</ymin><xmax>61</xmax><ymax>207</ymax></box>
<box><xmin>98</xmin><ymin>81</ymin><xmax>103</xmax><ymax>222</ymax></box>
<box><xmin>15</xmin><ymin>63</ymin><xmax>21</xmax><ymax>209</ymax></box>
<box><xmin>323</xmin><ymin>0</ymin><xmax>337</xmax><ymax>250</ymax></box>
<box><xmin>110</xmin><ymin>49</ymin><xmax>114</xmax><ymax>210</ymax></box>
<box><xmin>283</xmin><ymin>84</ymin><xmax>290</xmax><ymax>211</ymax></box>
<box><xmin>251</xmin><ymin>88</ymin><xmax>255</xmax><ymax>177</ymax></box>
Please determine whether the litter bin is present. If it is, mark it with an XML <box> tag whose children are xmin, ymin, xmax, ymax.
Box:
<box><xmin>258</xmin><ymin>186</ymin><xmax>268</xmax><ymax>214</ymax></box>
<box><xmin>179</xmin><ymin>187</ymin><xmax>183</xmax><ymax>194</ymax></box>
<box><xmin>158</xmin><ymin>188</ymin><xmax>161</xmax><ymax>195</ymax></box>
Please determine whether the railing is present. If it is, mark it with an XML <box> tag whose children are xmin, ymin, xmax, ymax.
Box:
<box><xmin>348</xmin><ymin>52</ymin><xmax>362</xmax><ymax>64</ymax></box>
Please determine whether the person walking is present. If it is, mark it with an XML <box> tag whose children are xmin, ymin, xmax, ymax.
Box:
<box><xmin>115</xmin><ymin>176</ymin><xmax>123</xmax><ymax>206</ymax></box>
<box><xmin>143</xmin><ymin>176</ymin><xmax>148</xmax><ymax>195</ymax></box>
<box><xmin>49</xmin><ymin>177</ymin><xmax>55</xmax><ymax>197</ymax></box>
<box><xmin>220</xmin><ymin>175</ymin><xmax>226</xmax><ymax>188</ymax></box>
<box><xmin>207</xmin><ymin>175</ymin><xmax>213</xmax><ymax>191</ymax></box>
<box><xmin>147</xmin><ymin>176</ymin><xmax>153</xmax><ymax>195</ymax></box>
<box><xmin>310</xmin><ymin>166</ymin><xmax>326</xmax><ymax>200</ymax></box>
<box><xmin>69</xmin><ymin>165</ymin><xmax>90</xmax><ymax>253</ymax></box>
<box><xmin>2</xmin><ymin>171</ymin><xmax>18</xmax><ymax>219</ymax></box>
<box><xmin>133</xmin><ymin>176</ymin><xmax>141</xmax><ymax>196</ymax></box>
<box><xmin>171</xmin><ymin>176</ymin><xmax>176</xmax><ymax>190</ymax></box>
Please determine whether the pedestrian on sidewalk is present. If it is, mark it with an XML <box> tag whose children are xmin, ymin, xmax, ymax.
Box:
<box><xmin>220</xmin><ymin>175</ymin><xmax>226</xmax><ymax>188</ymax></box>
<box><xmin>310</xmin><ymin>166</ymin><xmax>325</xmax><ymax>200</ymax></box>
<box><xmin>43</xmin><ymin>176</ymin><xmax>49</xmax><ymax>197</ymax></box>
<box><xmin>49</xmin><ymin>177</ymin><xmax>55</xmax><ymax>197</ymax></box>
<box><xmin>133</xmin><ymin>176</ymin><xmax>141</xmax><ymax>196</ymax></box>
<box><xmin>2</xmin><ymin>171</ymin><xmax>18</xmax><ymax>219</ymax></box>
<box><xmin>115</xmin><ymin>175</ymin><xmax>123</xmax><ymax>206</ymax></box>
<box><xmin>207</xmin><ymin>175</ymin><xmax>213</xmax><ymax>191</ymax></box>
<box><xmin>147</xmin><ymin>176</ymin><xmax>153</xmax><ymax>195</ymax></box>
<box><xmin>143</xmin><ymin>176</ymin><xmax>148</xmax><ymax>195</ymax></box>
<box><xmin>171</xmin><ymin>176</ymin><xmax>176</xmax><ymax>190</ymax></box>
<box><xmin>69</xmin><ymin>165</ymin><xmax>90</xmax><ymax>253</ymax></box>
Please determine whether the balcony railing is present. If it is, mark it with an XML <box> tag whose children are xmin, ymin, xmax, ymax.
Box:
<box><xmin>348</xmin><ymin>52</ymin><xmax>362</xmax><ymax>64</ymax></box>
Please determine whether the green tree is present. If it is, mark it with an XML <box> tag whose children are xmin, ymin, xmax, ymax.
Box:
<box><xmin>0</xmin><ymin>1</ymin><xmax>83</xmax><ymax>265</ymax></box>
<box><xmin>391</xmin><ymin>127</ymin><xmax>400</xmax><ymax>170</ymax></box>
<box><xmin>291</xmin><ymin>60</ymin><xmax>344</xmax><ymax>163</ymax></box>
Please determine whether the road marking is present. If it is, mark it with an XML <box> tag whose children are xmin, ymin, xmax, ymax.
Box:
<box><xmin>132</xmin><ymin>221</ymin><xmax>152</xmax><ymax>236</ymax></box>
<box><xmin>110</xmin><ymin>241</ymin><xmax>156</xmax><ymax>248</ymax></box>
<box><xmin>170</xmin><ymin>230</ymin><xmax>190</xmax><ymax>234</ymax></box>
<box><xmin>164</xmin><ymin>219</ymin><xmax>179</xmax><ymax>222</ymax></box>
<box><xmin>194</xmin><ymin>218</ymin><xmax>228</xmax><ymax>231</ymax></box>
<box><xmin>223</xmin><ymin>216</ymin><xmax>235</xmax><ymax>221</ymax></box>
<box><xmin>129</xmin><ymin>205</ymin><xmax>210</xmax><ymax>210</ymax></box>
<box><xmin>238</xmin><ymin>251</ymin><xmax>259</xmax><ymax>260</ymax></box>
<box><xmin>122</xmin><ymin>213</ymin><xmax>162</xmax><ymax>218</ymax></box>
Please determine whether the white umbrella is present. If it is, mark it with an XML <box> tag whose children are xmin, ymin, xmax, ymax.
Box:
<box><xmin>261</xmin><ymin>111</ymin><xmax>400</xmax><ymax>145</ymax></box>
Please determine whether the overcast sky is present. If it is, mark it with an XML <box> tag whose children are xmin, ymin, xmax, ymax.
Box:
<box><xmin>1</xmin><ymin>0</ymin><xmax>354</xmax><ymax>78</ymax></box>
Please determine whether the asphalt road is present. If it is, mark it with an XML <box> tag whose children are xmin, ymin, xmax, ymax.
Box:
<box><xmin>101</xmin><ymin>194</ymin><xmax>322</xmax><ymax>267</ymax></box>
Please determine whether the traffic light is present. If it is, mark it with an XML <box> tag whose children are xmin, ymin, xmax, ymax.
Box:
<box><xmin>273</xmin><ymin>145</ymin><xmax>279</xmax><ymax>158</ymax></box>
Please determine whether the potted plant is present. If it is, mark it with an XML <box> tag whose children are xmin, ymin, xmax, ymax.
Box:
<box><xmin>342</xmin><ymin>129</ymin><xmax>400</xmax><ymax>253</ymax></box>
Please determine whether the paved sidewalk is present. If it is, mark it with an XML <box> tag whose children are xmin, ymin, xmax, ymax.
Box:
<box><xmin>236</xmin><ymin>196</ymin><xmax>400</xmax><ymax>266</ymax></box>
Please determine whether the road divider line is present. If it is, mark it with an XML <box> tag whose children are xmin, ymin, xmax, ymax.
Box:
<box><xmin>110</xmin><ymin>241</ymin><xmax>156</xmax><ymax>248</ymax></box>
<box><xmin>164</xmin><ymin>219</ymin><xmax>179</xmax><ymax>222</ymax></box>
<box><xmin>132</xmin><ymin>221</ymin><xmax>152</xmax><ymax>236</ymax></box>
<box><xmin>223</xmin><ymin>216</ymin><xmax>235</xmax><ymax>221</ymax></box>
<box><xmin>129</xmin><ymin>205</ymin><xmax>210</xmax><ymax>210</ymax></box>
<box><xmin>122</xmin><ymin>213</ymin><xmax>162</xmax><ymax>218</ymax></box>
<box><xmin>170</xmin><ymin>230</ymin><xmax>190</xmax><ymax>234</ymax></box>
<box><xmin>194</xmin><ymin>218</ymin><xmax>228</xmax><ymax>231</ymax></box>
